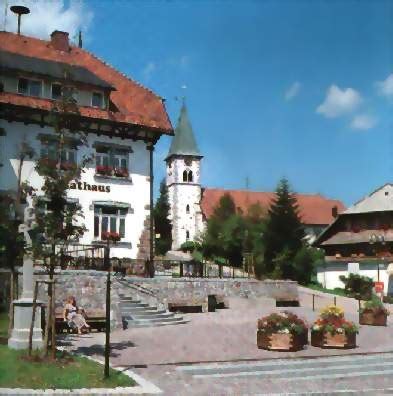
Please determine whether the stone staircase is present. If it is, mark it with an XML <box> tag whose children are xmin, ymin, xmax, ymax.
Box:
<box><xmin>119</xmin><ymin>293</ymin><xmax>188</xmax><ymax>328</ymax></box>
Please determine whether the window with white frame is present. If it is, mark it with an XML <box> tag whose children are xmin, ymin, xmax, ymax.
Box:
<box><xmin>95</xmin><ymin>146</ymin><xmax>129</xmax><ymax>177</ymax></box>
<box><xmin>92</xmin><ymin>92</ymin><xmax>104</xmax><ymax>108</ymax></box>
<box><xmin>18</xmin><ymin>78</ymin><xmax>42</xmax><ymax>97</ymax></box>
<box><xmin>40</xmin><ymin>140</ymin><xmax>76</xmax><ymax>166</ymax></box>
<box><xmin>94</xmin><ymin>206</ymin><xmax>127</xmax><ymax>240</ymax></box>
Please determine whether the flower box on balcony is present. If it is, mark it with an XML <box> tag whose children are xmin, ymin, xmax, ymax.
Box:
<box><xmin>101</xmin><ymin>231</ymin><xmax>121</xmax><ymax>242</ymax></box>
<box><xmin>114</xmin><ymin>167</ymin><xmax>129</xmax><ymax>178</ymax></box>
<box><xmin>96</xmin><ymin>165</ymin><xmax>113</xmax><ymax>176</ymax></box>
<box><xmin>257</xmin><ymin>312</ymin><xmax>308</xmax><ymax>352</ymax></box>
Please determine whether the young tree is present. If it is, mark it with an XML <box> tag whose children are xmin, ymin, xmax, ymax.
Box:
<box><xmin>31</xmin><ymin>85</ymin><xmax>89</xmax><ymax>358</ymax></box>
<box><xmin>153</xmin><ymin>179</ymin><xmax>172</xmax><ymax>255</ymax></box>
<box><xmin>0</xmin><ymin>139</ymin><xmax>34</xmax><ymax>336</ymax></box>
<box><xmin>263</xmin><ymin>178</ymin><xmax>305</xmax><ymax>279</ymax></box>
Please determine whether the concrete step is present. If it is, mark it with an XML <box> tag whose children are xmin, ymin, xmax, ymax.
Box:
<box><xmin>120</xmin><ymin>302</ymin><xmax>150</xmax><ymax>308</ymax></box>
<box><xmin>124</xmin><ymin>311</ymin><xmax>171</xmax><ymax>319</ymax></box>
<box><xmin>125</xmin><ymin>318</ymin><xmax>189</xmax><ymax>328</ymax></box>
<box><xmin>126</xmin><ymin>315</ymin><xmax>183</xmax><ymax>323</ymax></box>
<box><xmin>176</xmin><ymin>352</ymin><xmax>393</xmax><ymax>380</ymax></box>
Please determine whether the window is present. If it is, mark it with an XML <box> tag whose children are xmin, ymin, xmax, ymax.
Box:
<box><xmin>186</xmin><ymin>204</ymin><xmax>190</xmax><ymax>214</ymax></box>
<box><xmin>182</xmin><ymin>169</ymin><xmax>193</xmax><ymax>183</ymax></box>
<box><xmin>18</xmin><ymin>78</ymin><xmax>42</xmax><ymax>97</ymax></box>
<box><xmin>92</xmin><ymin>92</ymin><xmax>104</xmax><ymax>108</ymax></box>
<box><xmin>186</xmin><ymin>230</ymin><xmax>190</xmax><ymax>240</ymax></box>
<box><xmin>95</xmin><ymin>146</ymin><xmax>129</xmax><ymax>177</ymax></box>
<box><xmin>188</xmin><ymin>170</ymin><xmax>193</xmax><ymax>182</ymax></box>
<box><xmin>94</xmin><ymin>206</ymin><xmax>127</xmax><ymax>240</ymax></box>
<box><xmin>51</xmin><ymin>83</ymin><xmax>62</xmax><ymax>100</ymax></box>
<box><xmin>40</xmin><ymin>140</ymin><xmax>76</xmax><ymax>168</ymax></box>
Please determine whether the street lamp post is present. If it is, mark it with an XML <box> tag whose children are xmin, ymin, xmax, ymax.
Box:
<box><xmin>369</xmin><ymin>233</ymin><xmax>385</xmax><ymax>282</ymax></box>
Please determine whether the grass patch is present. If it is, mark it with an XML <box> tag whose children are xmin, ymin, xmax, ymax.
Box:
<box><xmin>0</xmin><ymin>311</ymin><xmax>9</xmax><ymax>339</ymax></box>
<box><xmin>0</xmin><ymin>345</ymin><xmax>135</xmax><ymax>389</ymax></box>
<box><xmin>306</xmin><ymin>283</ymin><xmax>348</xmax><ymax>297</ymax></box>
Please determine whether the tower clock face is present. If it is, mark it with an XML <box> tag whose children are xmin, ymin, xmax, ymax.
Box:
<box><xmin>184</xmin><ymin>158</ymin><xmax>192</xmax><ymax>166</ymax></box>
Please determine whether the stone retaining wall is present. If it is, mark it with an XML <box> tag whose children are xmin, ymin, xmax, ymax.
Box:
<box><xmin>122</xmin><ymin>277</ymin><xmax>299</xmax><ymax>312</ymax></box>
<box><xmin>18</xmin><ymin>269</ymin><xmax>122</xmax><ymax>328</ymax></box>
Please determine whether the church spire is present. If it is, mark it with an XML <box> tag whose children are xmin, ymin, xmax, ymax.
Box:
<box><xmin>166</xmin><ymin>102</ymin><xmax>202</xmax><ymax>160</ymax></box>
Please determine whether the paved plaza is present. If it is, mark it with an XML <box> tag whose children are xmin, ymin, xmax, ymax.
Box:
<box><xmin>59</xmin><ymin>288</ymin><xmax>393</xmax><ymax>394</ymax></box>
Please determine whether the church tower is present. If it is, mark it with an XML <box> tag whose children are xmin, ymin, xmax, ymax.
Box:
<box><xmin>166</xmin><ymin>102</ymin><xmax>203</xmax><ymax>250</ymax></box>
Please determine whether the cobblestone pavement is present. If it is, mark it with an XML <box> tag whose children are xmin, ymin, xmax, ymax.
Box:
<box><xmin>60</xmin><ymin>288</ymin><xmax>393</xmax><ymax>394</ymax></box>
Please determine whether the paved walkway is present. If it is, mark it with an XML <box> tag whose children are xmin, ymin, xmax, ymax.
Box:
<box><xmin>59</xmin><ymin>288</ymin><xmax>393</xmax><ymax>394</ymax></box>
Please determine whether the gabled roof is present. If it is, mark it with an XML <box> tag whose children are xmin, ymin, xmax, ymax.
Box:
<box><xmin>0</xmin><ymin>50</ymin><xmax>113</xmax><ymax>89</ymax></box>
<box><xmin>0</xmin><ymin>31</ymin><xmax>173</xmax><ymax>134</ymax></box>
<box><xmin>201</xmin><ymin>188</ymin><xmax>345</xmax><ymax>226</ymax></box>
<box><xmin>166</xmin><ymin>103</ymin><xmax>202</xmax><ymax>160</ymax></box>
<box><xmin>344</xmin><ymin>183</ymin><xmax>393</xmax><ymax>214</ymax></box>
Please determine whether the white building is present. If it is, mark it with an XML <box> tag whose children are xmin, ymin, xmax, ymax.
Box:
<box><xmin>165</xmin><ymin>103</ymin><xmax>204</xmax><ymax>250</ymax></box>
<box><xmin>0</xmin><ymin>30</ymin><xmax>173</xmax><ymax>259</ymax></box>
<box><xmin>314</xmin><ymin>183</ymin><xmax>393</xmax><ymax>295</ymax></box>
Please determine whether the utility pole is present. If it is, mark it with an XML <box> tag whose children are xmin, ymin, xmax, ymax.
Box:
<box><xmin>104</xmin><ymin>240</ymin><xmax>110</xmax><ymax>378</ymax></box>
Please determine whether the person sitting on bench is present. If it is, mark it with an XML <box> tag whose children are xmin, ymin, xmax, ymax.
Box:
<box><xmin>63</xmin><ymin>296</ymin><xmax>90</xmax><ymax>335</ymax></box>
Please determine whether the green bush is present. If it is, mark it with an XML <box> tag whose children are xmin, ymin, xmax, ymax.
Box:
<box><xmin>339</xmin><ymin>273</ymin><xmax>374</xmax><ymax>300</ymax></box>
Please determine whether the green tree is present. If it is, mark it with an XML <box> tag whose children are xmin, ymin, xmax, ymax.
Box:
<box><xmin>153</xmin><ymin>179</ymin><xmax>172</xmax><ymax>256</ymax></box>
<box><xmin>31</xmin><ymin>84</ymin><xmax>89</xmax><ymax>357</ymax></box>
<box><xmin>263</xmin><ymin>178</ymin><xmax>305</xmax><ymax>279</ymax></box>
<box><xmin>293</xmin><ymin>245</ymin><xmax>323</xmax><ymax>285</ymax></box>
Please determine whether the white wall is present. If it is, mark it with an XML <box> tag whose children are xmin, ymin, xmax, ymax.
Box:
<box><xmin>317</xmin><ymin>261</ymin><xmax>392</xmax><ymax>295</ymax></box>
<box><xmin>0</xmin><ymin>120</ymin><xmax>150</xmax><ymax>258</ymax></box>
<box><xmin>167</xmin><ymin>156</ymin><xmax>204</xmax><ymax>249</ymax></box>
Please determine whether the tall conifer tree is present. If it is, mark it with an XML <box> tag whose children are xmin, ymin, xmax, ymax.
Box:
<box><xmin>154</xmin><ymin>179</ymin><xmax>172</xmax><ymax>255</ymax></box>
<box><xmin>263</xmin><ymin>178</ymin><xmax>305</xmax><ymax>279</ymax></box>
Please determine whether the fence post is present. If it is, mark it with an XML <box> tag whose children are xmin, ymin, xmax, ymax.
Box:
<box><xmin>334</xmin><ymin>296</ymin><xmax>337</xmax><ymax>306</ymax></box>
<box><xmin>312</xmin><ymin>294</ymin><xmax>315</xmax><ymax>312</ymax></box>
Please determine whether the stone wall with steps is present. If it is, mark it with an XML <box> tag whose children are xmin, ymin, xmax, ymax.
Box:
<box><xmin>121</xmin><ymin>277</ymin><xmax>299</xmax><ymax>312</ymax></box>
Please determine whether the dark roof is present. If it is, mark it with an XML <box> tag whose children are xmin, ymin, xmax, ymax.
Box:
<box><xmin>0</xmin><ymin>50</ymin><xmax>113</xmax><ymax>89</ymax></box>
<box><xmin>166</xmin><ymin>103</ymin><xmax>202</xmax><ymax>160</ymax></box>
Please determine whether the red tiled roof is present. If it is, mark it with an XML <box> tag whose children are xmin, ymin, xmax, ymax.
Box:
<box><xmin>0</xmin><ymin>31</ymin><xmax>173</xmax><ymax>134</ymax></box>
<box><xmin>201</xmin><ymin>188</ymin><xmax>346</xmax><ymax>226</ymax></box>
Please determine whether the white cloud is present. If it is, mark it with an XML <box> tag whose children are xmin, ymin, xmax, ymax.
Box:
<box><xmin>142</xmin><ymin>61</ymin><xmax>156</xmax><ymax>81</ymax></box>
<box><xmin>3</xmin><ymin>0</ymin><xmax>93</xmax><ymax>41</ymax></box>
<box><xmin>284</xmin><ymin>82</ymin><xmax>301</xmax><ymax>101</ymax></box>
<box><xmin>376</xmin><ymin>74</ymin><xmax>393</xmax><ymax>99</ymax></box>
<box><xmin>350</xmin><ymin>114</ymin><xmax>377</xmax><ymax>130</ymax></box>
<box><xmin>317</xmin><ymin>85</ymin><xmax>362</xmax><ymax>118</ymax></box>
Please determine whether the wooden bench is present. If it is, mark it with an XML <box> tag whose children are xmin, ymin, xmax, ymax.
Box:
<box><xmin>55</xmin><ymin>308</ymin><xmax>106</xmax><ymax>334</ymax></box>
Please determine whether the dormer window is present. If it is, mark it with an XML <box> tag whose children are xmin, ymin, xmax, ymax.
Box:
<box><xmin>51</xmin><ymin>83</ymin><xmax>62</xmax><ymax>100</ymax></box>
<box><xmin>18</xmin><ymin>78</ymin><xmax>42</xmax><ymax>97</ymax></box>
<box><xmin>92</xmin><ymin>92</ymin><xmax>104</xmax><ymax>108</ymax></box>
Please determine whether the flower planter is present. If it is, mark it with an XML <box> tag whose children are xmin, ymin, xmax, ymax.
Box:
<box><xmin>359</xmin><ymin>311</ymin><xmax>387</xmax><ymax>326</ymax></box>
<box><xmin>257</xmin><ymin>330</ymin><xmax>305</xmax><ymax>351</ymax></box>
<box><xmin>311</xmin><ymin>330</ymin><xmax>356</xmax><ymax>349</ymax></box>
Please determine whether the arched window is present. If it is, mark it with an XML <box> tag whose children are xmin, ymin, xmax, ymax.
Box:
<box><xmin>186</xmin><ymin>204</ymin><xmax>190</xmax><ymax>214</ymax></box>
<box><xmin>188</xmin><ymin>170</ymin><xmax>193</xmax><ymax>182</ymax></box>
<box><xmin>183</xmin><ymin>170</ymin><xmax>188</xmax><ymax>182</ymax></box>
<box><xmin>186</xmin><ymin>230</ymin><xmax>190</xmax><ymax>240</ymax></box>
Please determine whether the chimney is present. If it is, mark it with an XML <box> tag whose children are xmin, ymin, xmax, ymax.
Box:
<box><xmin>332</xmin><ymin>206</ymin><xmax>338</xmax><ymax>218</ymax></box>
<box><xmin>50</xmin><ymin>30</ymin><xmax>70</xmax><ymax>52</ymax></box>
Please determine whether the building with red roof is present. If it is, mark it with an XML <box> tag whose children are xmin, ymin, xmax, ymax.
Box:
<box><xmin>0</xmin><ymin>29</ymin><xmax>173</xmax><ymax>259</ymax></box>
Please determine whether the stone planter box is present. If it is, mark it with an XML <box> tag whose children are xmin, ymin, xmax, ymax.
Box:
<box><xmin>257</xmin><ymin>330</ymin><xmax>306</xmax><ymax>351</ymax></box>
<box><xmin>359</xmin><ymin>311</ymin><xmax>387</xmax><ymax>326</ymax></box>
<box><xmin>311</xmin><ymin>331</ymin><xmax>356</xmax><ymax>349</ymax></box>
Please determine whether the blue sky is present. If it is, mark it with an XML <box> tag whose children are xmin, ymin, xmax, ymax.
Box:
<box><xmin>7</xmin><ymin>0</ymin><xmax>393</xmax><ymax>206</ymax></box>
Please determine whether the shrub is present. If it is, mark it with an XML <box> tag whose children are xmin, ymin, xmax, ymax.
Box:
<box><xmin>339</xmin><ymin>273</ymin><xmax>374</xmax><ymax>300</ymax></box>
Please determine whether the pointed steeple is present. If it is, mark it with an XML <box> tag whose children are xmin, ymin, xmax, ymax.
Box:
<box><xmin>166</xmin><ymin>101</ymin><xmax>202</xmax><ymax>160</ymax></box>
